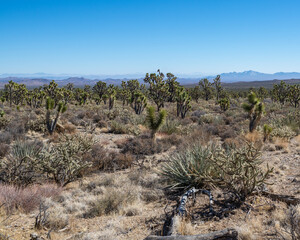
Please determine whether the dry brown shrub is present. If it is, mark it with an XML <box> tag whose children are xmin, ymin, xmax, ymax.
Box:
<box><xmin>64</xmin><ymin>123</ymin><xmax>77</xmax><ymax>134</ymax></box>
<box><xmin>0</xmin><ymin>143</ymin><xmax>9</xmax><ymax>158</ymax></box>
<box><xmin>0</xmin><ymin>183</ymin><xmax>62</xmax><ymax>214</ymax></box>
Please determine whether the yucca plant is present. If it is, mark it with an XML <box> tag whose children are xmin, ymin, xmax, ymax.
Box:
<box><xmin>263</xmin><ymin>124</ymin><xmax>273</xmax><ymax>142</ymax></box>
<box><xmin>161</xmin><ymin>143</ymin><xmax>272</xmax><ymax>200</ymax></box>
<box><xmin>242</xmin><ymin>91</ymin><xmax>265</xmax><ymax>132</ymax></box>
<box><xmin>160</xmin><ymin>144</ymin><xmax>217</xmax><ymax>190</ymax></box>
<box><xmin>45</xmin><ymin>97</ymin><xmax>67</xmax><ymax>135</ymax></box>
<box><xmin>146</xmin><ymin>106</ymin><xmax>167</xmax><ymax>145</ymax></box>
<box><xmin>0</xmin><ymin>140</ymin><xmax>43</xmax><ymax>186</ymax></box>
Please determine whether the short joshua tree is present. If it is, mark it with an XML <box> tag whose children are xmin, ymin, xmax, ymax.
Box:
<box><xmin>45</xmin><ymin>97</ymin><xmax>67</xmax><ymax>135</ymax></box>
<box><xmin>242</xmin><ymin>91</ymin><xmax>265</xmax><ymax>132</ymax></box>
<box><xmin>146</xmin><ymin>106</ymin><xmax>167</xmax><ymax>145</ymax></box>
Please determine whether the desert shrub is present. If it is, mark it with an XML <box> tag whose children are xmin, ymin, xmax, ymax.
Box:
<box><xmin>0</xmin><ymin>131</ymin><xmax>13</xmax><ymax>144</ymax></box>
<box><xmin>109</xmin><ymin>121</ymin><xmax>128</xmax><ymax>134</ymax></box>
<box><xmin>161</xmin><ymin>142</ymin><xmax>272</xmax><ymax>200</ymax></box>
<box><xmin>274</xmin><ymin>205</ymin><xmax>300</xmax><ymax>240</ymax></box>
<box><xmin>77</xmin><ymin>111</ymin><xmax>86</xmax><ymax>119</ymax></box>
<box><xmin>96</xmin><ymin>120</ymin><xmax>108</xmax><ymax>128</ymax></box>
<box><xmin>0</xmin><ymin>143</ymin><xmax>9</xmax><ymax>158</ymax></box>
<box><xmin>0</xmin><ymin>140</ymin><xmax>43</xmax><ymax>186</ymax></box>
<box><xmin>0</xmin><ymin>183</ymin><xmax>61</xmax><ymax>214</ymax></box>
<box><xmin>198</xmin><ymin>113</ymin><xmax>223</xmax><ymax>125</ymax></box>
<box><xmin>40</xmin><ymin>134</ymin><xmax>95</xmax><ymax>186</ymax></box>
<box><xmin>5</xmin><ymin>119</ymin><xmax>27</xmax><ymax>139</ymax></box>
<box><xmin>121</xmin><ymin>134</ymin><xmax>170</xmax><ymax>157</ymax></box>
<box><xmin>85</xmin><ymin>187</ymin><xmax>137</xmax><ymax>217</ymax></box>
<box><xmin>271</xmin><ymin>126</ymin><xmax>296</xmax><ymax>140</ymax></box>
<box><xmin>0</xmin><ymin>116</ymin><xmax>9</xmax><ymax>129</ymax></box>
<box><xmin>64</xmin><ymin>123</ymin><xmax>77</xmax><ymax>134</ymax></box>
<box><xmin>191</xmin><ymin>109</ymin><xmax>206</xmax><ymax>118</ymax></box>
<box><xmin>160</xmin><ymin>119</ymin><xmax>181</xmax><ymax>135</ymax></box>
<box><xmin>86</xmin><ymin>145</ymin><xmax>133</xmax><ymax>171</ymax></box>
<box><xmin>26</xmin><ymin>116</ymin><xmax>46</xmax><ymax>132</ymax></box>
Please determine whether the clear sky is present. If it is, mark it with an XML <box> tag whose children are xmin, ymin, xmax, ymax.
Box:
<box><xmin>1</xmin><ymin>0</ymin><xmax>300</xmax><ymax>76</ymax></box>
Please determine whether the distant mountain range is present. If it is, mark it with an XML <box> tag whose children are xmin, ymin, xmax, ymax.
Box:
<box><xmin>1</xmin><ymin>70</ymin><xmax>300</xmax><ymax>88</ymax></box>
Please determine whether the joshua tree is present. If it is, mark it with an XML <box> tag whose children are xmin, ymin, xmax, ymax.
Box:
<box><xmin>288</xmin><ymin>84</ymin><xmax>300</xmax><ymax>108</ymax></box>
<box><xmin>130</xmin><ymin>91</ymin><xmax>147</xmax><ymax>114</ymax></box>
<box><xmin>213</xmin><ymin>75</ymin><xmax>223</xmax><ymax>101</ymax></box>
<box><xmin>146</xmin><ymin>106</ymin><xmax>167</xmax><ymax>145</ymax></box>
<box><xmin>242</xmin><ymin>91</ymin><xmax>265</xmax><ymax>132</ymax></box>
<box><xmin>263</xmin><ymin>124</ymin><xmax>272</xmax><ymax>142</ymax></box>
<box><xmin>144</xmin><ymin>70</ymin><xmax>170</xmax><ymax>111</ymax></box>
<box><xmin>199</xmin><ymin>78</ymin><xmax>214</xmax><ymax>101</ymax></box>
<box><xmin>45</xmin><ymin>97</ymin><xmax>67</xmax><ymax>135</ymax></box>
<box><xmin>190</xmin><ymin>86</ymin><xmax>201</xmax><ymax>103</ymax></box>
<box><xmin>93</xmin><ymin>81</ymin><xmax>107</xmax><ymax>101</ymax></box>
<box><xmin>107</xmin><ymin>85</ymin><xmax>116</xmax><ymax>110</ymax></box>
<box><xmin>218</xmin><ymin>97</ymin><xmax>230</xmax><ymax>111</ymax></box>
<box><xmin>176</xmin><ymin>87</ymin><xmax>191</xmax><ymax>119</ymax></box>
<box><xmin>4</xmin><ymin>80</ymin><xmax>17</xmax><ymax>107</ymax></box>
<box><xmin>272</xmin><ymin>81</ymin><xmax>288</xmax><ymax>105</ymax></box>
<box><xmin>257</xmin><ymin>87</ymin><xmax>268</xmax><ymax>101</ymax></box>
<box><xmin>166</xmin><ymin>73</ymin><xmax>180</xmax><ymax>102</ymax></box>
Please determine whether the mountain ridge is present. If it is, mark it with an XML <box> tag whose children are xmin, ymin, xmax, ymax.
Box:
<box><xmin>1</xmin><ymin>70</ymin><xmax>300</xmax><ymax>87</ymax></box>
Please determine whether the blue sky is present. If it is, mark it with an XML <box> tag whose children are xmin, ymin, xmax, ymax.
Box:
<box><xmin>1</xmin><ymin>0</ymin><xmax>300</xmax><ymax>76</ymax></box>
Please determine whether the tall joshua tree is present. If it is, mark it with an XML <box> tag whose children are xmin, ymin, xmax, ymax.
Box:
<box><xmin>199</xmin><ymin>78</ymin><xmax>213</xmax><ymax>101</ymax></box>
<box><xmin>45</xmin><ymin>97</ymin><xmax>67</xmax><ymax>135</ymax></box>
<box><xmin>144</xmin><ymin>69</ymin><xmax>170</xmax><ymax>111</ymax></box>
<box><xmin>242</xmin><ymin>91</ymin><xmax>265</xmax><ymax>132</ymax></box>
<box><xmin>146</xmin><ymin>106</ymin><xmax>167</xmax><ymax>145</ymax></box>
<box><xmin>213</xmin><ymin>75</ymin><xmax>223</xmax><ymax>101</ymax></box>
<box><xmin>176</xmin><ymin>87</ymin><xmax>191</xmax><ymax>119</ymax></box>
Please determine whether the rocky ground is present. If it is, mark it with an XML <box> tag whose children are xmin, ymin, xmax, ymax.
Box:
<box><xmin>0</xmin><ymin>134</ymin><xmax>299</xmax><ymax>240</ymax></box>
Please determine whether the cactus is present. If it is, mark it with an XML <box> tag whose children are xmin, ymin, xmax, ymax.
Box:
<box><xmin>146</xmin><ymin>106</ymin><xmax>167</xmax><ymax>145</ymax></box>
<box><xmin>242</xmin><ymin>91</ymin><xmax>265</xmax><ymax>132</ymax></box>
<box><xmin>39</xmin><ymin>134</ymin><xmax>94</xmax><ymax>186</ymax></box>
<box><xmin>161</xmin><ymin>142</ymin><xmax>272</xmax><ymax>200</ymax></box>
<box><xmin>45</xmin><ymin>97</ymin><xmax>67</xmax><ymax>135</ymax></box>
<box><xmin>263</xmin><ymin>124</ymin><xmax>273</xmax><ymax>142</ymax></box>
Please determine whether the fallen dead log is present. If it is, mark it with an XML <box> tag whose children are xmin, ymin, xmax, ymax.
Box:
<box><xmin>164</xmin><ymin>188</ymin><xmax>215</xmax><ymax>236</ymax></box>
<box><xmin>144</xmin><ymin>228</ymin><xmax>238</xmax><ymax>240</ymax></box>
<box><xmin>261</xmin><ymin>191</ymin><xmax>300</xmax><ymax>205</ymax></box>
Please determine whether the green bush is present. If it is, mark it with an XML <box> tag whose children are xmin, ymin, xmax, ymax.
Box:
<box><xmin>161</xmin><ymin>142</ymin><xmax>272</xmax><ymax>200</ymax></box>
<box><xmin>40</xmin><ymin>134</ymin><xmax>95</xmax><ymax>186</ymax></box>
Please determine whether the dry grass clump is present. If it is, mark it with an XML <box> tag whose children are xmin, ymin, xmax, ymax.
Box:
<box><xmin>85</xmin><ymin>144</ymin><xmax>134</xmax><ymax>171</ymax></box>
<box><xmin>64</xmin><ymin>123</ymin><xmax>77</xmax><ymax>134</ymax></box>
<box><xmin>172</xmin><ymin>216</ymin><xmax>196</xmax><ymax>235</ymax></box>
<box><xmin>85</xmin><ymin>184</ymin><xmax>140</xmax><ymax>218</ymax></box>
<box><xmin>0</xmin><ymin>183</ymin><xmax>61</xmax><ymax>214</ymax></box>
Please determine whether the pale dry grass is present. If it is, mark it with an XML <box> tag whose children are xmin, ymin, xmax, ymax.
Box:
<box><xmin>274</xmin><ymin>137</ymin><xmax>290</xmax><ymax>152</ymax></box>
<box><xmin>172</xmin><ymin>216</ymin><xmax>196</xmax><ymax>235</ymax></box>
<box><xmin>273</xmin><ymin>204</ymin><xmax>300</xmax><ymax>240</ymax></box>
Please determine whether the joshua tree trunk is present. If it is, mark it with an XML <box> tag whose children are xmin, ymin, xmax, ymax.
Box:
<box><xmin>151</xmin><ymin>131</ymin><xmax>157</xmax><ymax>146</ymax></box>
